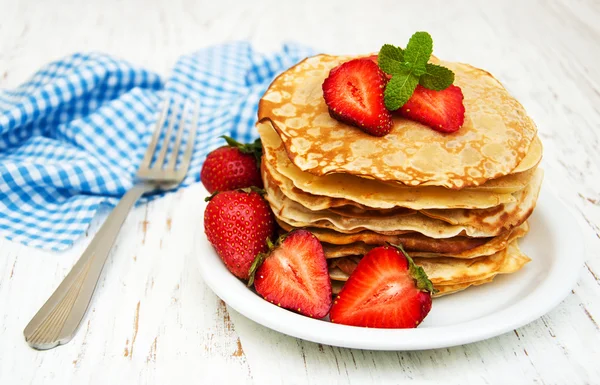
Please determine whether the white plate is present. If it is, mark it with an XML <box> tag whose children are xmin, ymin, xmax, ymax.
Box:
<box><xmin>198</xmin><ymin>184</ymin><xmax>583</xmax><ymax>350</ymax></box>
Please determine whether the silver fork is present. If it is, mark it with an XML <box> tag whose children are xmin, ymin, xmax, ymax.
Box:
<box><xmin>23</xmin><ymin>98</ymin><xmax>200</xmax><ymax>350</ymax></box>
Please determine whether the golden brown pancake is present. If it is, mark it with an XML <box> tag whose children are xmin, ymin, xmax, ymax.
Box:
<box><xmin>330</xmin><ymin>276</ymin><xmax>496</xmax><ymax>298</ymax></box>
<box><xmin>323</xmin><ymin>221</ymin><xmax>528</xmax><ymax>259</ymax></box>
<box><xmin>263</xmin><ymin>151</ymin><xmax>541</xmax><ymax>237</ymax></box>
<box><xmin>277</xmin><ymin>218</ymin><xmax>491</xmax><ymax>250</ymax></box>
<box><xmin>258</xmin><ymin>121</ymin><xmax>542</xmax><ymax>210</ymax></box>
<box><xmin>265</xmin><ymin>173</ymin><xmax>534</xmax><ymax>238</ymax></box>
<box><xmin>328</xmin><ymin>241</ymin><xmax>530</xmax><ymax>296</ymax></box>
<box><xmin>431</xmin><ymin>277</ymin><xmax>496</xmax><ymax>297</ymax></box>
<box><xmin>258</xmin><ymin>55</ymin><xmax>538</xmax><ymax>188</ymax></box>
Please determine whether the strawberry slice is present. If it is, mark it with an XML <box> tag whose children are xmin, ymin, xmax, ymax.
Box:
<box><xmin>399</xmin><ymin>84</ymin><xmax>465</xmax><ymax>133</ymax></box>
<box><xmin>249</xmin><ymin>230</ymin><xmax>332</xmax><ymax>318</ymax></box>
<box><xmin>330</xmin><ymin>245</ymin><xmax>434</xmax><ymax>328</ymax></box>
<box><xmin>365</xmin><ymin>54</ymin><xmax>393</xmax><ymax>79</ymax></box>
<box><xmin>322</xmin><ymin>59</ymin><xmax>393</xmax><ymax>137</ymax></box>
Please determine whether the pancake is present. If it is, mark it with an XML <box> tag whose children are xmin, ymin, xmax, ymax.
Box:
<box><xmin>263</xmin><ymin>149</ymin><xmax>541</xmax><ymax>236</ymax></box>
<box><xmin>265</xmin><ymin>174</ymin><xmax>531</xmax><ymax>238</ymax></box>
<box><xmin>328</xmin><ymin>240</ymin><xmax>529</xmax><ymax>290</ymax></box>
<box><xmin>329</xmin><ymin>244</ymin><xmax>506</xmax><ymax>285</ymax></box>
<box><xmin>431</xmin><ymin>277</ymin><xmax>496</xmax><ymax>297</ymax></box>
<box><xmin>258</xmin><ymin>55</ymin><xmax>538</xmax><ymax>188</ymax></box>
<box><xmin>276</xmin><ymin>218</ymin><xmax>491</xmax><ymax>248</ymax></box>
<box><xmin>330</xmin><ymin>276</ymin><xmax>495</xmax><ymax>298</ymax></box>
<box><xmin>328</xmin><ymin>205</ymin><xmax>416</xmax><ymax>218</ymax></box>
<box><xmin>259</xmin><ymin>121</ymin><xmax>527</xmax><ymax>210</ymax></box>
<box><xmin>323</xmin><ymin>221</ymin><xmax>528</xmax><ymax>259</ymax></box>
<box><xmin>411</xmin><ymin>221</ymin><xmax>528</xmax><ymax>258</ymax></box>
<box><xmin>420</xmin><ymin>169</ymin><xmax>543</xmax><ymax>233</ymax></box>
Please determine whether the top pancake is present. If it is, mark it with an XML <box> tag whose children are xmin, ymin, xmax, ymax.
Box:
<box><xmin>258</xmin><ymin>55</ymin><xmax>538</xmax><ymax>189</ymax></box>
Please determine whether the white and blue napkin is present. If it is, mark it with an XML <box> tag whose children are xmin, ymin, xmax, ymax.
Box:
<box><xmin>0</xmin><ymin>42</ymin><xmax>313</xmax><ymax>250</ymax></box>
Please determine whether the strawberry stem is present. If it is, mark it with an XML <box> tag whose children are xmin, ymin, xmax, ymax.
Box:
<box><xmin>221</xmin><ymin>135</ymin><xmax>263</xmax><ymax>165</ymax></box>
<box><xmin>247</xmin><ymin>232</ymin><xmax>289</xmax><ymax>287</ymax></box>
<box><xmin>204</xmin><ymin>190</ymin><xmax>220</xmax><ymax>202</ymax></box>
<box><xmin>387</xmin><ymin>242</ymin><xmax>437</xmax><ymax>294</ymax></box>
<box><xmin>247</xmin><ymin>251</ymin><xmax>267</xmax><ymax>287</ymax></box>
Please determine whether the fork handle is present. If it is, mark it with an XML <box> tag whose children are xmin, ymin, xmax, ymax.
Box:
<box><xmin>23</xmin><ymin>183</ymin><xmax>154</xmax><ymax>350</ymax></box>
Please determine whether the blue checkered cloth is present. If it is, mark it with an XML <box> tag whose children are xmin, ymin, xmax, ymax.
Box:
<box><xmin>0</xmin><ymin>42</ymin><xmax>313</xmax><ymax>251</ymax></box>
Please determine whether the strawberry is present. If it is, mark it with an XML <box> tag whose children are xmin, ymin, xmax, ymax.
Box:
<box><xmin>365</xmin><ymin>54</ymin><xmax>394</xmax><ymax>81</ymax></box>
<box><xmin>322</xmin><ymin>59</ymin><xmax>393</xmax><ymax>137</ymax></box>
<box><xmin>204</xmin><ymin>189</ymin><xmax>275</xmax><ymax>280</ymax></box>
<box><xmin>330</xmin><ymin>245</ymin><xmax>434</xmax><ymax>328</ymax></box>
<box><xmin>399</xmin><ymin>84</ymin><xmax>465</xmax><ymax>133</ymax></box>
<box><xmin>200</xmin><ymin>136</ymin><xmax>263</xmax><ymax>193</ymax></box>
<box><xmin>366</xmin><ymin>54</ymin><xmax>379</xmax><ymax>65</ymax></box>
<box><xmin>249</xmin><ymin>230</ymin><xmax>332</xmax><ymax>318</ymax></box>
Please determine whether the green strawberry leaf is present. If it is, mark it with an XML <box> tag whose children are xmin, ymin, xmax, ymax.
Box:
<box><xmin>420</xmin><ymin>63</ymin><xmax>455</xmax><ymax>91</ymax></box>
<box><xmin>384</xmin><ymin>74</ymin><xmax>419</xmax><ymax>111</ymax></box>
<box><xmin>247</xmin><ymin>235</ymin><xmax>281</xmax><ymax>287</ymax></box>
<box><xmin>247</xmin><ymin>250</ymin><xmax>268</xmax><ymax>287</ymax></box>
<box><xmin>204</xmin><ymin>190</ymin><xmax>220</xmax><ymax>202</ymax></box>
<box><xmin>240</xmin><ymin>186</ymin><xmax>266</xmax><ymax>195</ymax></box>
<box><xmin>390</xmin><ymin>243</ymin><xmax>437</xmax><ymax>294</ymax></box>
<box><xmin>221</xmin><ymin>135</ymin><xmax>263</xmax><ymax>165</ymax></box>
<box><xmin>406</xmin><ymin>254</ymin><xmax>436</xmax><ymax>293</ymax></box>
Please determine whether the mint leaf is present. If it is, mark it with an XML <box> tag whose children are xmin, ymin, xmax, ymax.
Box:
<box><xmin>378</xmin><ymin>32</ymin><xmax>455</xmax><ymax>110</ymax></box>
<box><xmin>378</xmin><ymin>44</ymin><xmax>404</xmax><ymax>74</ymax></box>
<box><xmin>420</xmin><ymin>64</ymin><xmax>454</xmax><ymax>90</ymax></box>
<box><xmin>403</xmin><ymin>32</ymin><xmax>433</xmax><ymax>74</ymax></box>
<box><xmin>384</xmin><ymin>74</ymin><xmax>419</xmax><ymax>111</ymax></box>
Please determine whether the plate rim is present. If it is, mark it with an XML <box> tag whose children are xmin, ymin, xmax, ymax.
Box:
<box><xmin>198</xmin><ymin>185</ymin><xmax>583</xmax><ymax>350</ymax></box>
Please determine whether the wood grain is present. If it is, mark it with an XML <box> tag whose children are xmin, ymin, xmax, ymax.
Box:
<box><xmin>1</xmin><ymin>0</ymin><xmax>599</xmax><ymax>384</ymax></box>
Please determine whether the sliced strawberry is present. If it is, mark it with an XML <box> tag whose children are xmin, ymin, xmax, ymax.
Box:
<box><xmin>250</xmin><ymin>230</ymin><xmax>332</xmax><ymax>318</ymax></box>
<box><xmin>365</xmin><ymin>54</ymin><xmax>392</xmax><ymax>80</ymax></box>
<box><xmin>330</xmin><ymin>245</ymin><xmax>434</xmax><ymax>328</ymax></box>
<box><xmin>322</xmin><ymin>59</ymin><xmax>393</xmax><ymax>137</ymax></box>
<box><xmin>204</xmin><ymin>189</ymin><xmax>275</xmax><ymax>280</ymax></box>
<box><xmin>399</xmin><ymin>84</ymin><xmax>465</xmax><ymax>133</ymax></box>
<box><xmin>365</xmin><ymin>54</ymin><xmax>379</xmax><ymax>65</ymax></box>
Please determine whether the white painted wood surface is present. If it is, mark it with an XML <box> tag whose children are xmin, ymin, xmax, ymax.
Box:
<box><xmin>1</xmin><ymin>0</ymin><xmax>599</xmax><ymax>383</ymax></box>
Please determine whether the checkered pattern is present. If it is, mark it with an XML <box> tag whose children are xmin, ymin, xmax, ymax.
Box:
<box><xmin>0</xmin><ymin>42</ymin><xmax>313</xmax><ymax>250</ymax></box>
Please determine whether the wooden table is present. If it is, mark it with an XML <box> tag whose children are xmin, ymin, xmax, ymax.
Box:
<box><xmin>1</xmin><ymin>0</ymin><xmax>599</xmax><ymax>383</ymax></box>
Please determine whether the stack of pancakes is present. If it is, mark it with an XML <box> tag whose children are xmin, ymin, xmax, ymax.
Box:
<box><xmin>256</xmin><ymin>54</ymin><xmax>543</xmax><ymax>297</ymax></box>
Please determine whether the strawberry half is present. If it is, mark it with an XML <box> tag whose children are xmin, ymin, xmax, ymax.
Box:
<box><xmin>200</xmin><ymin>136</ymin><xmax>263</xmax><ymax>193</ymax></box>
<box><xmin>204</xmin><ymin>189</ymin><xmax>275</xmax><ymax>280</ymax></box>
<box><xmin>249</xmin><ymin>230</ymin><xmax>332</xmax><ymax>318</ymax></box>
<box><xmin>330</xmin><ymin>245</ymin><xmax>434</xmax><ymax>328</ymax></box>
<box><xmin>322</xmin><ymin>59</ymin><xmax>393</xmax><ymax>137</ymax></box>
<box><xmin>399</xmin><ymin>84</ymin><xmax>465</xmax><ymax>133</ymax></box>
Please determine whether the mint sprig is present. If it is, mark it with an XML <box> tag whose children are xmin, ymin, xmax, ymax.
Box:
<box><xmin>420</xmin><ymin>64</ymin><xmax>455</xmax><ymax>91</ymax></box>
<box><xmin>384</xmin><ymin>75</ymin><xmax>419</xmax><ymax>112</ymax></box>
<box><xmin>378</xmin><ymin>32</ymin><xmax>455</xmax><ymax>110</ymax></box>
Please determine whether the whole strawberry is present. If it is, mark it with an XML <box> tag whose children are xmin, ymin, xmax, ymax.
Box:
<box><xmin>200</xmin><ymin>136</ymin><xmax>263</xmax><ymax>193</ymax></box>
<box><xmin>204</xmin><ymin>189</ymin><xmax>275</xmax><ymax>280</ymax></box>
